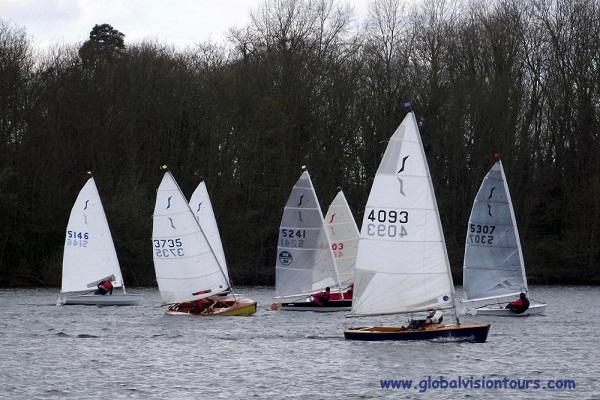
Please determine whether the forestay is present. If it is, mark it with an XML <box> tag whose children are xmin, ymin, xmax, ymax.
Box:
<box><xmin>152</xmin><ymin>171</ymin><xmax>230</xmax><ymax>305</ymax></box>
<box><xmin>61</xmin><ymin>177</ymin><xmax>124</xmax><ymax>293</ymax></box>
<box><xmin>189</xmin><ymin>181</ymin><xmax>229</xmax><ymax>277</ymax></box>
<box><xmin>462</xmin><ymin>160</ymin><xmax>528</xmax><ymax>301</ymax></box>
<box><xmin>324</xmin><ymin>190</ymin><xmax>359</xmax><ymax>286</ymax></box>
<box><xmin>350</xmin><ymin>112</ymin><xmax>455</xmax><ymax>316</ymax></box>
<box><xmin>275</xmin><ymin>170</ymin><xmax>340</xmax><ymax>298</ymax></box>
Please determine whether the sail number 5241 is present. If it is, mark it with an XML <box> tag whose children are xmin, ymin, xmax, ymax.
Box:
<box><xmin>366</xmin><ymin>209</ymin><xmax>408</xmax><ymax>238</ymax></box>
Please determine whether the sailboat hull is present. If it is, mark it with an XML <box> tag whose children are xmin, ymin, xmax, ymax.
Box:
<box><xmin>166</xmin><ymin>297</ymin><xmax>257</xmax><ymax>317</ymax></box>
<box><xmin>344</xmin><ymin>323</ymin><xmax>491</xmax><ymax>343</ymax></box>
<box><xmin>275</xmin><ymin>299</ymin><xmax>352</xmax><ymax>312</ymax></box>
<box><xmin>474</xmin><ymin>302</ymin><xmax>546</xmax><ymax>316</ymax></box>
<box><xmin>57</xmin><ymin>293</ymin><xmax>142</xmax><ymax>306</ymax></box>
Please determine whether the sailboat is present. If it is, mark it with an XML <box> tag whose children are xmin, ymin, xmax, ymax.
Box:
<box><xmin>324</xmin><ymin>188</ymin><xmax>359</xmax><ymax>301</ymax></box>
<box><xmin>58</xmin><ymin>176</ymin><xmax>142</xmax><ymax>306</ymax></box>
<box><xmin>152</xmin><ymin>168</ymin><xmax>256</xmax><ymax>316</ymax></box>
<box><xmin>461</xmin><ymin>157</ymin><xmax>547</xmax><ymax>316</ymax></box>
<box><xmin>272</xmin><ymin>168</ymin><xmax>351</xmax><ymax>311</ymax></box>
<box><xmin>344</xmin><ymin>112</ymin><xmax>490</xmax><ymax>342</ymax></box>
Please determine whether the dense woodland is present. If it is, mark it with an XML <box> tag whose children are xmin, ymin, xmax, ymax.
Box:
<box><xmin>0</xmin><ymin>0</ymin><xmax>598</xmax><ymax>287</ymax></box>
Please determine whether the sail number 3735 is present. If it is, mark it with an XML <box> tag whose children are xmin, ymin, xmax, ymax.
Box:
<box><xmin>366</xmin><ymin>209</ymin><xmax>408</xmax><ymax>238</ymax></box>
<box><xmin>154</xmin><ymin>238</ymin><xmax>184</xmax><ymax>257</ymax></box>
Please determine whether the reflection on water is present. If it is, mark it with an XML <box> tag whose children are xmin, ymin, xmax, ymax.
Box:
<box><xmin>0</xmin><ymin>286</ymin><xmax>597</xmax><ymax>399</ymax></box>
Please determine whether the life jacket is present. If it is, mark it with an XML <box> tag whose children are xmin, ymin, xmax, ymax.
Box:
<box><xmin>101</xmin><ymin>280</ymin><xmax>113</xmax><ymax>291</ymax></box>
<box><xmin>509</xmin><ymin>297</ymin><xmax>530</xmax><ymax>314</ymax></box>
<box><xmin>313</xmin><ymin>291</ymin><xmax>330</xmax><ymax>306</ymax></box>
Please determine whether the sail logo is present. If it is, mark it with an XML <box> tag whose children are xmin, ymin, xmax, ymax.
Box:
<box><xmin>168</xmin><ymin>217</ymin><xmax>177</xmax><ymax>229</ymax></box>
<box><xmin>278</xmin><ymin>251</ymin><xmax>293</xmax><ymax>266</ymax></box>
<box><xmin>328</xmin><ymin>213</ymin><xmax>336</xmax><ymax>223</ymax></box>
<box><xmin>297</xmin><ymin>195</ymin><xmax>305</xmax><ymax>206</ymax></box>
<box><xmin>83</xmin><ymin>200</ymin><xmax>90</xmax><ymax>210</ymax></box>
<box><xmin>166</xmin><ymin>196</ymin><xmax>172</xmax><ymax>209</ymax></box>
<box><xmin>396</xmin><ymin>177</ymin><xmax>406</xmax><ymax>196</ymax></box>
<box><xmin>397</xmin><ymin>155</ymin><xmax>410</xmax><ymax>173</ymax></box>
<box><xmin>196</xmin><ymin>202</ymin><xmax>202</xmax><ymax>212</ymax></box>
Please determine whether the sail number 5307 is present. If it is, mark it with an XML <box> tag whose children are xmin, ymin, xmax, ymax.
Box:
<box><xmin>366</xmin><ymin>209</ymin><xmax>408</xmax><ymax>238</ymax></box>
<box><xmin>469</xmin><ymin>224</ymin><xmax>495</xmax><ymax>245</ymax></box>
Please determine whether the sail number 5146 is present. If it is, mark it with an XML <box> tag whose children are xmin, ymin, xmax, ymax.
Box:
<box><xmin>366</xmin><ymin>209</ymin><xmax>408</xmax><ymax>238</ymax></box>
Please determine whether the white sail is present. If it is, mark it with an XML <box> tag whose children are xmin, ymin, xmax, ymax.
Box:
<box><xmin>324</xmin><ymin>190</ymin><xmax>359</xmax><ymax>286</ymax></box>
<box><xmin>350</xmin><ymin>112</ymin><xmax>455</xmax><ymax>316</ymax></box>
<box><xmin>61</xmin><ymin>177</ymin><xmax>124</xmax><ymax>293</ymax></box>
<box><xmin>462</xmin><ymin>160</ymin><xmax>528</xmax><ymax>301</ymax></box>
<box><xmin>152</xmin><ymin>171</ymin><xmax>230</xmax><ymax>305</ymax></box>
<box><xmin>275</xmin><ymin>170</ymin><xmax>340</xmax><ymax>298</ymax></box>
<box><xmin>189</xmin><ymin>181</ymin><xmax>229</xmax><ymax>278</ymax></box>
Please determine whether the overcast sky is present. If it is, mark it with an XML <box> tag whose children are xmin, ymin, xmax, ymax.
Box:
<box><xmin>0</xmin><ymin>0</ymin><xmax>369</xmax><ymax>50</ymax></box>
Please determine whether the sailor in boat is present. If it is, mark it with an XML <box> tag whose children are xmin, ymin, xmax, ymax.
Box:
<box><xmin>407</xmin><ymin>310</ymin><xmax>444</xmax><ymax>330</ymax></box>
<box><xmin>312</xmin><ymin>287</ymin><xmax>331</xmax><ymax>306</ymax></box>
<box><xmin>344</xmin><ymin>283</ymin><xmax>354</xmax><ymax>300</ymax></box>
<box><xmin>505</xmin><ymin>292</ymin><xmax>530</xmax><ymax>314</ymax></box>
<box><xmin>94</xmin><ymin>279</ymin><xmax>113</xmax><ymax>295</ymax></box>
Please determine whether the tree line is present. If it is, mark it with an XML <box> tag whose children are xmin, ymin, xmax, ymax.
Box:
<box><xmin>0</xmin><ymin>0</ymin><xmax>598</xmax><ymax>287</ymax></box>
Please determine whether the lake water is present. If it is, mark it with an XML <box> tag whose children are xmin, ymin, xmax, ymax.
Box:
<box><xmin>0</xmin><ymin>286</ymin><xmax>597</xmax><ymax>399</ymax></box>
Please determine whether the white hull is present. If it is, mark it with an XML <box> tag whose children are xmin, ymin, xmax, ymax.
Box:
<box><xmin>57</xmin><ymin>293</ymin><xmax>142</xmax><ymax>306</ymax></box>
<box><xmin>475</xmin><ymin>302</ymin><xmax>546</xmax><ymax>316</ymax></box>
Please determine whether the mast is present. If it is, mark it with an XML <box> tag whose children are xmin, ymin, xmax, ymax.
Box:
<box><xmin>498</xmin><ymin>159</ymin><xmax>529</xmax><ymax>294</ymax></box>
<box><xmin>308</xmin><ymin>169</ymin><xmax>343</xmax><ymax>295</ymax></box>
<box><xmin>411</xmin><ymin>112</ymin><xmax>460</xmax><ymax>323</ymax></box>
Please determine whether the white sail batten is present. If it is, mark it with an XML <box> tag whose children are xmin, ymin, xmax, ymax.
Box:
<box><xmin>462</xmin><ymin>160</ymin><xmax>528</xmax><ymax>301</ymax></box>
<box><xmin>324</xmin><ymin>190</ymin><xmax>359</xmax><ymax>286</ymax></box>
<box><xmin>350</xmin><ymin>112</ymin><xmax>455</xmax><ymax>316</ymax></box>
<box><xmin>189</xmin><ymin>181</ymin><xmax>229</xmax><ymax>278</ymax></box>
<box><xmin>61</xmin><ymin>178</ymin><xmax>124</xmax><ymax>293</ymax></box>
<box><xmin>275</xmin><ymin>170</ymin><xmax>340</xmax><ymax>298</ymax></box>
<box><xmin>152</xmin><ymin>172</ymin><xmax>229</xmax><ymax>305</ymax></box>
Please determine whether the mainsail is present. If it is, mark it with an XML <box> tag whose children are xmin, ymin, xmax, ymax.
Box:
<box><xmin>350</xmin><ymin>112</ymin><xmax>455</xmax><ymax>316</ymax></box>
<box><xmin>324</xmin><ymin>190</ymin><xmax>359</xmax><ymax>287</ymax></box>
<box><xmin>275</xmin><ymin>170</ymin><xmax>340</xmax><ymax>298</ymax></box>
<box><xmin>61</xmin><ymin>177</ymin><xmax>123</xmax><ymax>293</ymax></box>
<box><xmin>152</xmin><ymin>171</ymin><xmax>230</xmax><ymax>305</ymax></box>
<box><xmin>189</xmin><ymin>181</ymin><xmax>229</xmax><ymax>278</ymax></box>
<box><xmin>462</xmin><ymin>160</ymin><xmax>528</xmax><ymax>301</ymax></box>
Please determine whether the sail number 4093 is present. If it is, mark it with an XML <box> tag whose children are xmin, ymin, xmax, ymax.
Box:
<box><xmin>366</xmin><ymin>209</ymin><xmax>408</xmax><ymax>238</ymax></box>
<box><xmin>154</xmin><ymin>238</ymin><xmax>184</xmax><ymax>257</ymax></box>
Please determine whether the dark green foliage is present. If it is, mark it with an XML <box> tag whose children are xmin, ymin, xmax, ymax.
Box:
<box><xmin>0</xmin><ymin>0</ymin><xmax>598</xmax><ymax>287</ymax></box>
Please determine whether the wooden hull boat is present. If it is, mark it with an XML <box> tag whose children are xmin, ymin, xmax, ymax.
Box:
<box><xmin>473</xmin><ymin>302</ymin><xmax>546</xmax><ymax>316</ymax></box>
<box><xmin>57</xmin><ymin>292</ymin><xmax>142</xmax><ymax>306</ymax></box>
<box><xmin>273</xmin><ymin>299</ymin><xmax>351</xmax><ymax>312</ymax></box>
<box><xmin>344</xmin><ymin>323</ymin><xmax>491</xmax><ymax>343</ymax></box>
<box><xmin>166</xmin><ymin>296</ymin><xmax>257</xmax><ymax>316</ymax></box>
